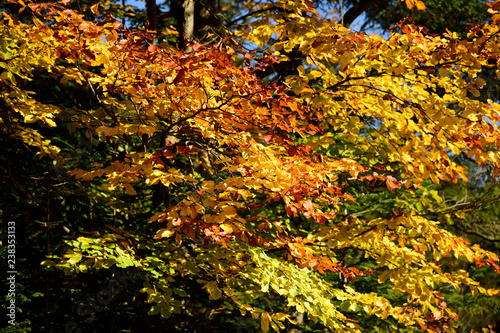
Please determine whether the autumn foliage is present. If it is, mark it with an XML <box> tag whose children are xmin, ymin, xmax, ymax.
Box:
<box><xmin>2</xmin><ymin>0</ymin><xmax>500</xmax><ymax>331</ymax></box>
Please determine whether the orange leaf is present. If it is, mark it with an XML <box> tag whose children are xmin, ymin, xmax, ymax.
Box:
<box><xmin>416</xmin><ymin>0</ymin><xmax>426</xmax><ymax>10</ymax></box>
<box><xmin>90</xmin><ymin>3</ymin><xmax>99</xmax><ymax>15</ymax></box>
<box><xmin>182</xmin><ymin>225</ymin><xmax>196</xmax><ymax>239</ymax></box>
<box><xmin>404</xmin><ymin>0</ymin><xmax>414</xmax><ymax>10</ymax></box>
<box><xmin>163</xmin><ymin>150</ymin><xmax>175</xmax><ymax>159</ymax></box>
<box><xmin>491</xmin><ymin>0</ymin><xmax>500</xmax><ymax>11</ymax></box>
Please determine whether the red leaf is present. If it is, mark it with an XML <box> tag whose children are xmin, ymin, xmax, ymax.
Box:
<box><xmin>177</xmin><ymin>145</ymin><xmax>194</xmax><ymax>156</ymax></box>
<box><xmin>163</xmin><ymin>150</ymin><xmax>175</xmax><ymax>159</ymax></box>
<box><xmin>490</xmin><ymin>0</ymin><xmax>500</xmax><ymax>11</ymax></box>
<box><xmin>287</xmin><ymin>146</ymin><xmax>298</xmax><ymax>156</ymax></box>
<box><xmin>182</xmin><ymin>224</ymin><xmax>196</xmax><ymax>239</ymax></box>
<box><xmin>173</xmin><ymin>69</ymin><xmax>185</xmax><ymax>84</ymax></box>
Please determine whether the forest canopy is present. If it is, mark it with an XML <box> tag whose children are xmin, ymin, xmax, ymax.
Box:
<box><xmin>1</xmin><ymin>0</ymin><xmax>500</xmax><ymax>332</ymax></box>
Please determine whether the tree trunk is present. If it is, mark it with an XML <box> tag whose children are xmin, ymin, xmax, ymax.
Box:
<box><xmin>183</xmin><ymin>0</ymin><xmax>195</xmax><ymax>50</ymax></box>
<box><xmin>146</xmin><ymin>0</ymin><xmax>158</xmax><ymax>44</ymax></box>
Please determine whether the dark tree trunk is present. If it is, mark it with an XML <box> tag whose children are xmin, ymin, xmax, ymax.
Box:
<box><xmin>342</xmin><ymin>0</ymin><xmax>382</xmax><ymax>27</ymax></box>
<box><xmin>146</xmin><ymin>0</ymin><xmax>158</xmax><ymax>44</ymax></box>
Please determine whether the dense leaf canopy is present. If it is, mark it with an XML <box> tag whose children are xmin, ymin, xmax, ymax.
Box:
<box><xmin>1</xmin><ymin>0</ymin><xmax>500</xmax><ymax>332</ymax></box>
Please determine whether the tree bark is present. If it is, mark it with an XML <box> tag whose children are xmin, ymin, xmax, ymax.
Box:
<box><xmin>183</xmin><ymin>0</ymin><xmax>195</xmax><ymax>50</ymax></box>
<box><xmin>342</xmin><ymin>0</ymin><xmax>382</xmax><ymax>27</ymax></box>
<box><xmin>146</xmin><ymin>0</ymin><xmax>158</xmax><ymax>44</ymax></box>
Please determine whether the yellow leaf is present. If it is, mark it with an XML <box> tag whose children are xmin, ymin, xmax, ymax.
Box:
<box><xmin>470</xmin><ymin>88</ymin><xmax>481</xmax><ymax>97</ymax></box>
<box><xmin>220</xmin><ymin>223</ymin><xmax>233</xmax><ymax>233</ymax></box>
<box><xmin>438</xmin><ymin>67</ymin><xmax>447</xmax><ymax>78</ymax></box>
<box><xmin>204</xmin><ymin>281</ymin><xmax>222</xmax><ymax>300</ymax></box>
<box><xmin>91</xmin><ymin>3</ymin><xmax>100</xmax><ymax>15</ymax></box>
<box><xmin>200</xmin><ymin>181</ymin><xmax>215</xmax><ymax>192</ymax></box>
<box><xmin>274</xmin><ymin>312</ymin><xmax>286</xmax><ymax>321</ymax></box>
<box><xmin>220</xmin><ymin>205</ymin><xmax>237</xmax><ymax>219</ymax></box>
<box><xmin>261</xmin><ymin>312</ymin><xmax>270</xmax><ymax>332</ymax></box>
<box><xmin>138</xmin><ymin>126</ymin><xmax>156</xmax><ymax>136</ymax></box>
<box><xmin>476</xmin><ymin>78</ymin><xmax>486</xmax><ymax>87</ymax></box>
<box><xmin>307</xmin><ymin>70</ymin><xmax>322</xmax><ymax>80</ymax></box>
<box><xmin>1</xmin><ymin>71</ymin><xmax>12</xmax><ymax>83</ymax></box>
<box><xmin>154</xmin><ymin>228</ymin><xmax>175</xmax><ymax>239</ymax></box>
<box><xmin>430</xmin><ymin>173</ymin><xmax>439</xmax><ymax>185</ymax></box>
<box><xmin>124</xmin><ymin>184</ymin><xmax>136</xmax><ymax>195</ymax></box>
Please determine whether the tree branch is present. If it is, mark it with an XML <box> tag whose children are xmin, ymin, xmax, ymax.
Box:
<box><xmin>454</xmin><ymin>224</ymin><xmax>500</xmax><ymax>243</ymax></box>
<box><xmin>227</xmin><ymin>7</ymin><xmax>277</xmax><ymax>26</ymax></box>
<box><xmin>255</xmin><ymin>47</ymin><xmax>305</xmax><ymax>80</ymax></box>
